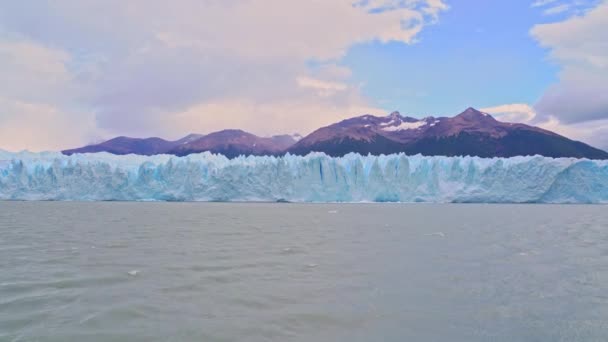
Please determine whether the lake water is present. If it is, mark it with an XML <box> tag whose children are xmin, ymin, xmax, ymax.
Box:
<box><xmin>1</xmin><ymin>202</ymin><xmax>607</xmax><ymax>341</ymax></box>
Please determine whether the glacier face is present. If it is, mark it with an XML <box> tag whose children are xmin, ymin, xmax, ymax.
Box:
<box><xmin>0</xmin><ymin>150</ymin><xmax>607</xmax><ymax>203</ymax></box>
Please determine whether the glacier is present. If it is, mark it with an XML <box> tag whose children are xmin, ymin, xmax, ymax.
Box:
<box><xmin>0</xmin><ymin>150</ymin><xmax>607</xmax><ymax>203</ymax></box>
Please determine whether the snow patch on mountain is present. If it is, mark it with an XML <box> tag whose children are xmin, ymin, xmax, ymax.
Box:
<box><xmin>382</xmin><ymin>120</ymin><xmax>427</xmax><ymax>131</ymax></box>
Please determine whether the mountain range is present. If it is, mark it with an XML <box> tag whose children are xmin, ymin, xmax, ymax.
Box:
<box><xmin>62</xmin><ymin>107</ymin><xmax>608</xmax><ymax>159</ymax></box>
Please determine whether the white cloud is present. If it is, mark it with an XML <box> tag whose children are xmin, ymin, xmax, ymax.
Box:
<box><xmin>160</xmin><ymin>100</ymin><xmax>387</xmax><ymax>139</ymax></box>
<box><xmin>296</xmin><ymin>76</ymin><xmax>348</xmax><ymax>97</ymax></box>
<box><xmin>481</xmin><ymin>104</ymin><xmax>537</xmax><ymax>123</ymax></box>
<box><xmin>0</xmin><ymin>0</ymin><xmax>447</xmax><ymax>149</ymax></box>
<box><xmin>358</xmin><ymin>0</ymin><xmax>448</xmax><ymax>20</ymax></box>
<box><xmin>543</xmin><ymin>3</ymin><xmax>571</xmax><ymax>15</ymax></box>
<box><xmin>538</xmin><ymin>117</ymin><xmax>608</xmax><ymax>150</ymax></box>
<box><xmin>531</xmin><ymin>1</ymin><xmax>608</xmax><ymax>123</ymax></box>
<box><xmin>531</xmin><ymin>0</ymin><xmax>559</xmax><ymax>7</ymax></box>
<box><xmin>0</xmin><ymin>38</ymin><xmax>98</xmax><ymax>151</ymax></box>
<box><xmin>0</xmin><ymin>97</ymin><xmax>98</xmax><ymax>152</ymax></box>
<box><xmin>481</xmin><ymin>103</ymin><xmax>608</xmax><ymax>150</ymax></box>
<box><xmin>0</xmin><ymin>39</ymin><xmax>76</xmax><ymax>103</ymax></box>
<box><xmin>532</xmin><ymin>2</ymin><xmax>608</xmax><ymax>68</ymax></box>
<box><xmin>425</xmin><ymin>0</ymin><xmax>450</xmax><ymax>18</ymax></box>
<box><xmin>138</xmin><ymin>0</ymin><xmax>436</xmax><ymax>60</ymax></box>
<box><xmin>0</xmin><ymin>40</ymin><xmax>69</xmax><ymax>76</ymax></box>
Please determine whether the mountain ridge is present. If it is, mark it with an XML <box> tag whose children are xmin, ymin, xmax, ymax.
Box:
<box><xmin>62</xmin><ymin>107</ymin><xmax>608</xmax><ymax>159</ymax></box>
<box><xmin>287</xmin><ymin>107</ymin><xmax>607</xmax><ymax>159</ymax></box>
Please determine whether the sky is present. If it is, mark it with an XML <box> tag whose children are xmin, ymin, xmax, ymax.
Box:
<box><xmin>0</xmin><ymin>0</ymin><xmax>607</xmax><ymax>151</ymax></box>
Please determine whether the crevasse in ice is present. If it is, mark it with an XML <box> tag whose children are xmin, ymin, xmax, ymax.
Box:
<box><xmin>0</xmin><ymin>150</ymin><xmax>606</xmax><ymax>203</ymax></box>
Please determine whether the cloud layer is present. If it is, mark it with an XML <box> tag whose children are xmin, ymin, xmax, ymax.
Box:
<box><xmin>482</xmin><ymin>103</ymin><xmax>608</xmax><ymax>151</ymax></box>
<box><xmin>1</xmin><ymin>0</ymin><xmax>606</xmax><ymax>152</ymax></box>
<box><xmin>531</xmin><ymin>1</ymin><xmax>608</xmax><ymax>124</ymax></box>
<box><xmin>0</xmin><ymin>0</ymin><xmax>447</xmax><ymax>150</ymax></box>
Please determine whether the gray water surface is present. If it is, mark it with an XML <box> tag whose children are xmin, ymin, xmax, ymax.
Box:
<box><xmin>1</xmin><ymin>202</ymin><xmax>607</xmax><ymax>341</ymax></box>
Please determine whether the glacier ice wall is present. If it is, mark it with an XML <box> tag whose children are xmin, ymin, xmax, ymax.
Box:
<box><xmin>0</xmin><ymin>151</ymin><xmax>607</xmax><ymax>203</ymax></box>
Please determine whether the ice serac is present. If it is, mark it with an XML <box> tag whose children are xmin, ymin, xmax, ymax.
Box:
<box><xmin>0</xmin><ymin>151</ymin><xmax>607</xmax><ymax>203</ymax></box>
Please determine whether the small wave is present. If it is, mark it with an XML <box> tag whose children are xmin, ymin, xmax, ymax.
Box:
<box><xmin>425</xmin><ymin>232</ymin><xmax>445</xmax><ymax>238</ymax></box>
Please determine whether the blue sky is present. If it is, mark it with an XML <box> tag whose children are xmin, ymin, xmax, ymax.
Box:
<box><xmin>0</xmin><ymin>0</ymin><xmax>606</xmax><ymax>151</ymax></box>
<box><xmin>345</xmin><ymin>0</ymin><xmax>561</xmax><ymax>115</ymax></box>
